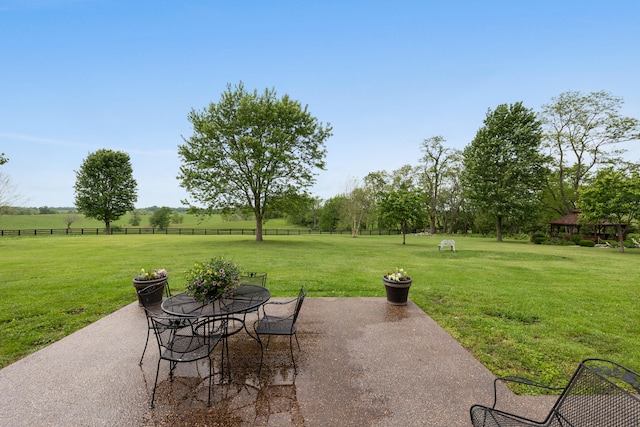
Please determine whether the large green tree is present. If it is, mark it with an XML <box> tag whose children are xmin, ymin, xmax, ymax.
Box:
<box><xmin>462</xmin><ymin>102</ymin><xmax>548</xmax><ymax>241</ymax></box>
<box><xmin>541</xmin><ymin>91</ymin><xmax>640</xmax><ymax>215</ymax></box>
<box><xmin>178</xmin><ymin>82</ymin><xmax>332</xmax><ymax>242</ymax></box>
<box><xmin>74</xmin><ymin>149</ymin><xmax>138</xmax><ymax>234</ymax></box>
<box><xmin>579</xmin><ymin>166</ymin><xmax>640</xmax><ymax>253</ymax></box>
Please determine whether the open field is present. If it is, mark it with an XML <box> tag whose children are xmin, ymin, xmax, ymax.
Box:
<box><xmin>0</xmin><ymin>212</ymin><xmax>302</xmax><ymax>231</ymax></box>
<box><xmin>1</xmin><ymin>233</ymin><xmax>638</xmax><ymax>391</ymax></box>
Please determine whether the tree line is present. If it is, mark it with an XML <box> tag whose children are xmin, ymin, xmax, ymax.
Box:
<box><xmin>284</xmin><ymin>91</ymin><xmax>640</xmax><ymax>249</ymax></box>
<box><xmin>3</xmin><ymin>85</ymin><xmax>638</xmax><ymax>247</ymax></box>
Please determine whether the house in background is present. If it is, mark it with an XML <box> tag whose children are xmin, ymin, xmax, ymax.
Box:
<box><xmin>549</xmin><ymin>209</ymin><xmax>628</xmax><ymax>242</ymax></box>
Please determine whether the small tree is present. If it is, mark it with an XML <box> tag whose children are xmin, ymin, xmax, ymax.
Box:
<box><xmin>149</xmin><ymin>207</ymin><xmax>172</xmax><ymax>230</ymax></box>
<box><xmin>63</xmin><ymin>213</ymin><xmax>78</xmax><ymax>229</ymax></box>
<box><xmin>171</xmin><ymin>211</ymin><xmax>184</xmax><ymax>224</ymax></box>
<box><xmin>0</xmin><ymin>153</ymin><xmax>27</xmax><ymax>216</ymax></box>
<box><xmin>129</xmin><ymin>209</ymin><xmax>142</xmax><ymax>226</ymax></box>
<box><xmin>74</xmin><ymin>149</ymin><xmax>138</xmax><ymax>234</ymax></box>
<box><xmin>378</xmin><ymin>190</ymin><xmax>424</xmax><ymax>245</ymax></box>
<box><xmin>318</xmin><ymin>196</ymin><xmax>345</xmax><ymax>231</ymax></box>
<box><xmin>579</xmin><ymin>166</ymin><xmax>640</xmax><ymax>253</ymax></box>
<box><xmin>342</xmin><ymin>178</ymin><xmax>374</xmax><ymax>237</ymax></box>
<box><xmin>0</xmin><ymin>172</ymin><xmax>21</xmax><ymax>217</ymax></box>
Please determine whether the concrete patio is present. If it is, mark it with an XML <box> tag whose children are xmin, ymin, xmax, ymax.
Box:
<box><xmin>0</xmin><ymin>298</ymin><xmax>556</xmax><ymax>426</ymax></box>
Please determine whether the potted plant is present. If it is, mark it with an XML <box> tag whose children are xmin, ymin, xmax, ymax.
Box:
<box><xmin>133</xmin><ymin>268</ymin><xmax>168</xmax><ymax>306</ymax></box>
<box><xmin>382</xmin><ymin>267</ymin><xmax>412</xmax><ymax>305</ymax></box>
<box><xmin>185</xmin><ymin>257</ymin><xmax>241</xmax><ymax>303</ymax></box>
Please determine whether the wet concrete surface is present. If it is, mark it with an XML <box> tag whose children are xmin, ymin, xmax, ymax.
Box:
<box><xmin>0</xmin><ymin>298</ymin><xmax>556</xmax><ymax>426</ymax></box>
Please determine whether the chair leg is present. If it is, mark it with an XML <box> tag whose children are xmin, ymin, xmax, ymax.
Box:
<box><xmin>169</xmin><ymin>361</ymin><xmax>176</xmax><ymax>382</ymax></box>
<box><xmin>139</xmin><ymin>328</ymin><xmax>151</xmax><ymax>366</ymax></box>
<box><xmin>294</xmin><ymin>332</ymin><xmax>301</xmax><ymax>351</ymax></box>
<box><xmin>207</xmin><ymin>354</ymin><xmax>213</xmax><ymax>407</ymax></box>
<box><xmin>150</xmin><ymin>358</ymin><xmax>161</xmax><ymax>409</ymax></box>
<box><xmin>257</xmin><ymin>336</ymin><xmax>265</xmax><ymax>377</ymax></box>
<box><xmin>224</xmin><ymin>334</ymin><xmax>232</xmax><ymax>382</ymax></box>
<box><xmin>289</xmin><ymin>335</ymin><xmax>297</xmax><ymax>375</ymax></box>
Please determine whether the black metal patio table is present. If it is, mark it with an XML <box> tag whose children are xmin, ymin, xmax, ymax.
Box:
<box><xmin>161</xmin><ymin>284</ymin><xmax>271</xmax><ymax>380</ymax></box>
<box><xmin>161</xmin><ymin>284</ymin><xmax>270</xmax><ymax>320</ymax></box>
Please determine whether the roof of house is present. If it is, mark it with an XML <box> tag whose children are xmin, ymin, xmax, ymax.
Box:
<box><xmin>549</xmin><ymin>209</ymin><xmax>581</xmax><ymax>226</ymax></box>
<box><xmin>550</xmin><ymin>209</ymin><xmax>624</xmax><ymax>227</ymax></box>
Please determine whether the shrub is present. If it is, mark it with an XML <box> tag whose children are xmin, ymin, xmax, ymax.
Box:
<box><xmin>578</xmin><ymin>240</ymin><xmax>595</xmax><ymax>247</ymax></box>
<box><xmin>531</xmin><ymin>231</ymin><xmax>546</xmax><ymax>245</ymax></box>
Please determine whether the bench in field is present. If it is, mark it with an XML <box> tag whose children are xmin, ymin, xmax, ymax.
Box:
<box><xmin>438</xmin><ymin>239</ymin><xmax>455</xmax><ymax>251</ymax></box>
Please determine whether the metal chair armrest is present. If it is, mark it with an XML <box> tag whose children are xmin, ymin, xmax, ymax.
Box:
<box><xmin>492</xmin><ymin>376</ymin><xmax>564</xmax><ymax>409</ymax></box>
<box><xmin>258</xmin><ymin>297</ymin><xmax>297</xmax><ymax>316</ymax></box>
<box><xmin>471</xmin><ymin>404</ymin><xmax>540</xmax><ymax>427</ymax></box>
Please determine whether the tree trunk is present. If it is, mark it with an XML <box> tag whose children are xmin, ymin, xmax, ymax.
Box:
<box><xmin>105</xmin><ymin>220</ymin><xmax>111</xmax><ymax>235</ymax></box>
<box><xmin>429</xmin><ymin>214</ymin><xmax>436</xmax><ymax>235</ymax></box>
<box><xmin>401</xmin><ymin>221</ymin><xmax>407</xmax><ymax>245</ymax></box>
<box><xmin>255</xmin><ymin>215</ymin><xmax>263</xmax><ymax>242</ymax></box>
<box><xmin>496</xmin><ymin>216</ymin><xmax>503</xmax><ymax>242</ymax></box>
<box><xmin>617</xmin><ymin>224</ymin><xmax>625</xmax><ymax>253</ymax></box>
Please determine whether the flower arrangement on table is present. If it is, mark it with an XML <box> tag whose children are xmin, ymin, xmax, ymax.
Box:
<box><xmin>134</xmin><ymin>268</ymin><xmax>168</xmax><ymax>281</ymax></box>
<box><xmin>185</xmin><ymin>257</ymin><xmax>241</xmax><ymax>303</ymax></box>
<box><xmin>384</xmin><ymin>267</ymin><xmax>411</xmax><ymax>282</ymax></box>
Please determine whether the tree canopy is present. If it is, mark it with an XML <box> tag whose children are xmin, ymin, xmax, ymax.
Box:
<box><xmin>541</xmin><ymin>90</ymin><xmax>640</xmax><ymax>214</ymax></box>
<box><xmin>178</xmin><ymin>82</ymin><xmax>332</xmax><ymax>242</ymax></box>
<box><xmin>419</xmin><ymin>136</ymin><xmax>461</xmax><ymax>234</ymax></box>
<box><xmin>74</xmin><ymin>149</ymin><xmax>138</xmax><ymax>234</ymax></box>
<box><xmin>378</xmin><ymin>190</ymin><xmax>425</xmax><ymax>245</ymax></box>
<box><xmin>579</xmin><ymin>166</ymin><xmax>640</xmax><ymax>252</ymax></box>
<box><xmin>462</xmin><ymin>102</ymin><xmax>548</xmax><ymax>241</ymax></box>
<box><xmin>149</xmin><ymin>206</ymin><xmax>172</xmax><ymax>230</ymax></box>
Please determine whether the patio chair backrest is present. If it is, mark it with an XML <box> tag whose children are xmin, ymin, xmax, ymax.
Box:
<box><xmin>548</xmin><ymin>358</ymin><xmax>640</xmax><ymax>426</ymax></box>
<box><xmin>239</xmin><ymin>272</ymin><xmax>267</xmax><ymax>287</ymax></box>
<box><xmin>138</xmin><ymin>283</ymin><xmax>166</xmax><ymax>309</ymax></box>
<box><xmin>292</xmin><ymin>286</ymin><xmax>307</xmax><ymax>325</ymax></box>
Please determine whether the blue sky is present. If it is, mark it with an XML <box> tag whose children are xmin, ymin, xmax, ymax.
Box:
<box><xmin>1</xmin><ymin>0</ymin><xmax>639</xmax><ymax>208</ymax></box>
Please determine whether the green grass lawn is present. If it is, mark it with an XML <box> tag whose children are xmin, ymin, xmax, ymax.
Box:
<box><xmin>1</xmin><ymin>233</ymin><xmax>638</xmax><ymax>391</ymax></box>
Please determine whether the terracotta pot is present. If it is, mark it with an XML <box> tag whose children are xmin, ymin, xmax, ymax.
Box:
<box><xmin>382</xmin><ymin>276</ymin><xmax>412</xmax><ymax>306</ymax></box>
<box><xmin>133</xmin><ymin>277</ymin><xmax>167</xmax><ymax>307</ymax></box>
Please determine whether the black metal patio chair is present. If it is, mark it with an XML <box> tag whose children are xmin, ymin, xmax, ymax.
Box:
<box><xmin>236</xmin><ymin>272</ymin><xmax>268</xmax><ymax>333</ymax></box>
<box><xmin>138</xmin><ymin>283</ymin><xmax>169</xmax><ymax>365</ymax></box>
<box><xmin>239</xmin><ymin>272</ymin><xmax>267</xmax><ymax>287</ymax></box>
<box><xmin>470</xmin><ymin>358</ymin><xmax>640</xmax><ymax>426</ymax></box>
<box><xmin>147</xmin><ymin>313</ymin><xmax>225</xmax><ymax>408</ymax></box>
<box><xmin>253</xmin><ymin>286</ymin><xmax>306</xmax><ymax>377</ymax></box>
<box><xmin>138</xmin><ymin>284</ymin><xmax>197</xmax><ymax>365</ymax></box>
